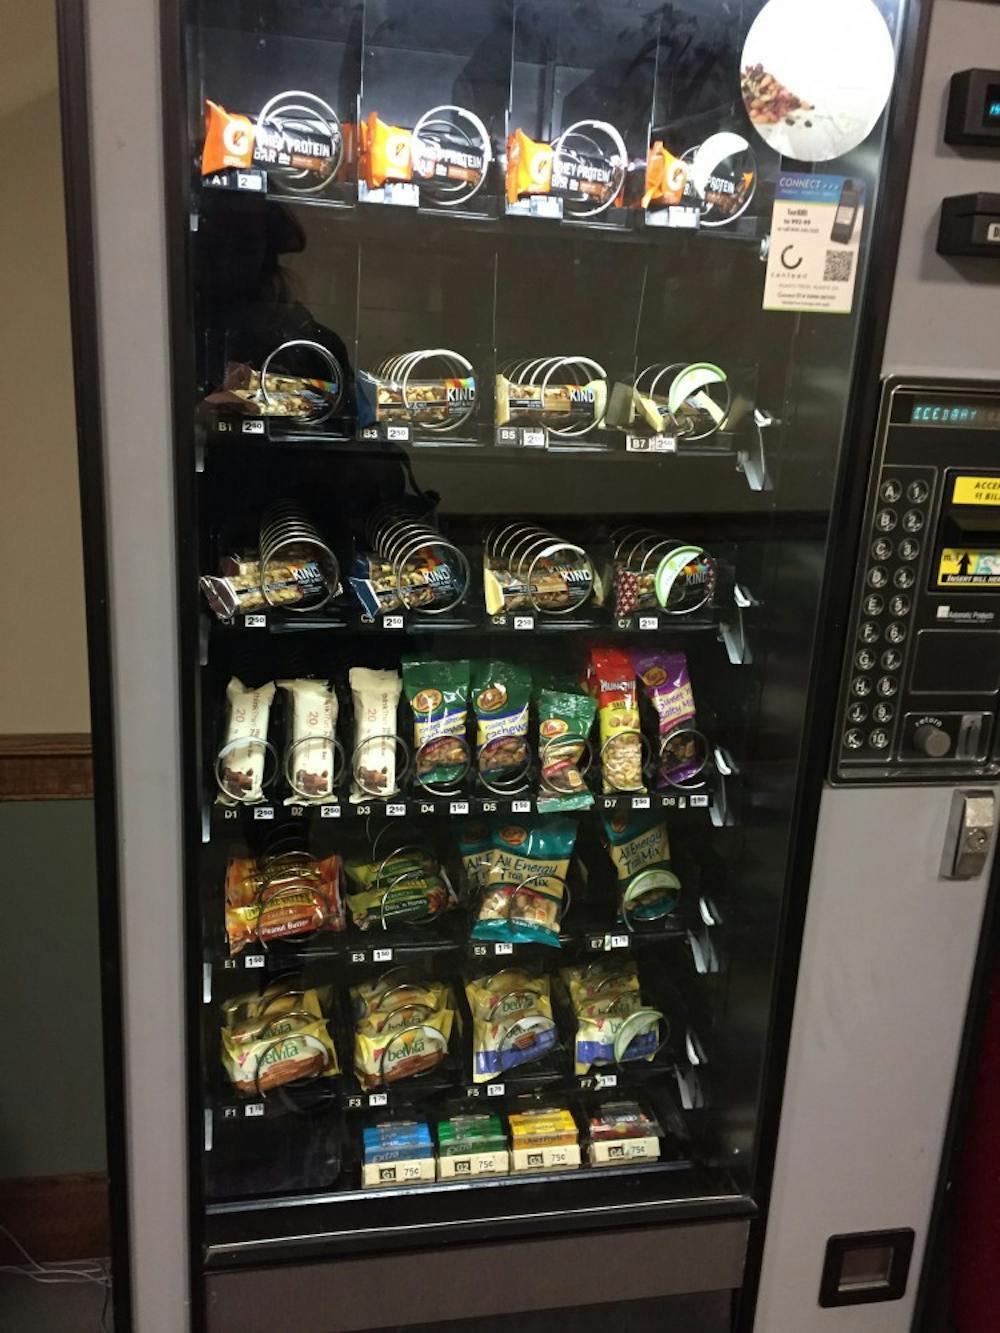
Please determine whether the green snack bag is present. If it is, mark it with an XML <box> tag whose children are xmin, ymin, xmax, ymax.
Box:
<box><xmin>403</xmin><ymin>658</ymin><xmax>470</xmax><ymax>792</ymax></box>
<box><xmin>472</xmin><ymin>661</ymin><xmax>532</xmax><ymax>789</ymax></box>
<box><xmin>602</xmin><ymin>810</ymin><xmax>681</xmax><ymax>925</ymax></box>
<box><xmin>537</xmin><ymin>689</ymin><xmax>596</xmax><ymax>813</ymax></box>
<box><xmin>473</xmin><ymin>816</ymin><xmax>578</xmax><ymax>947</ymax></box>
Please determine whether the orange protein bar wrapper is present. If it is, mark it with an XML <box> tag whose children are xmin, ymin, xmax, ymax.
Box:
<box><xmin>202</xmin><ymin>100</ymin><xmax>255</xmax><ymax>176</ymax></box>
<box><xmin>361</xmin><ymin>112</ymin><xmax>413</xmax><ymax>187</ymax></box>
<box><xmin>506</xmin><ymin>128</ymin><xmax>554</xmax><ymax>205</ymax></box>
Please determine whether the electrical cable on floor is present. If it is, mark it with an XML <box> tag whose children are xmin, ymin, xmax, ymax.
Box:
<box><xmin>0</xmin><ymin>1221</ymin><xmax>112</xmax><ymax>1330</ymax></box>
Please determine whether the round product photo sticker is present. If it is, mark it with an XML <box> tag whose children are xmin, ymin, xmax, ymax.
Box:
<box><xmin>740</xmin><ymin>0</ymin><xmax>896</xmax><ymax>162</ymax></box>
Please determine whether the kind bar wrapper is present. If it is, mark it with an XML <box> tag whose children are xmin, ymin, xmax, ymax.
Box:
<box><xmin>218</xmin><ymin>677</ymin><xmax>275</xmax><ymax>804</ymax></box>
<box><xmin>349</xmin><ymin>667</ymin><xmax>402</xmax><ymax>800</ymax></box>
<box><xmin>472</xmin><ymin>661</ymin><xmax>531</xmax><ymax>784</ymax></box>
<box><xmin>632</xmin><ymin>649</ymin><xmax>702</xmax><ymax>786</ymax></box>
<box><xmin>354</xmin><ymin>1008</ymin><xmax>454</xmax><ymax>1090</ymax></box>
<box><xmin>201</xmin><ymin>558</ymin><xmax>326</xmax><ymax>621</ymax></box>
<box><xmin>495</xmin><ymin>377</ymin><xmax>608</xmax><ymax>430</ymax></box>
<box><xmin>472</xmin><ymin>817</ymin><xmax>577</xmax><ymax>947</ymax></box>
<box><xmin>403</xmin><ymin>658</ymin><xmax>470</xmax><ymax>790</ymax></box>
<box><xmin>202</xmin><ymin>99</ymin><xmax>340</xmax><ymax>186</ymax></box>
<box><xmin>204</xmin><ymin>362</ymin><xmax>340</xmax><ymax>419</ymax></box>
<box><xmin>277</xmin><ymin>678</ymin><xmax>339</xmax><ymax>803</ymax></box>
<box><xmin>602</xmin><ymin>810</ymin><xmax>681</xmax><ymax>924</ymax></box>
<box><xmin>222</xmin><ymin>1012</ymin><xmax>339</xmax><ymax>1096</ymax></box>
<box><xmin>349</xmin><ymin>551</ymin><xmax>464</xmax><ymax>617</ymax></box>
<box><xmin>591</xmin><ymin>646</ymin><xmax>644</xmax><ymax>793</ymax></box>
<box><xmin>467</xmin><ymin>974</ymin><xmax>557</xmax><ymax>1083</ymax></box>
<box><xmin>537</xmin><ymin>688</ymin><xmax>596</xmax><ymax>813</ymax></box>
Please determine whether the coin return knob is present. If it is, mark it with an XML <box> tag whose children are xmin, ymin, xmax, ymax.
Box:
<box><xmin>914</xmin><ymin>723</ymin><xmax>953</xmax><ymax>759</ymax></box>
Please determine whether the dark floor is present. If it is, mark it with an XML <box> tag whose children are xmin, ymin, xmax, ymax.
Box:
<box><xmin>0</xmin><ymin>1270</ymin><xmax>111</xmax><ymax>1332</ymax></box>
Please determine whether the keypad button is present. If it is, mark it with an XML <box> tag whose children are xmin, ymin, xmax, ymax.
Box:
<box><xmin>871</xmin><ymin>538</ymin><xmax>893</xmax><ymax>561</ymax></box>
<box><xmin>894</xmin><ymin>567</ymin><xmax>915</xmax><ymax>589</ymax></box>
<box><xmin>875</xmin><ymin>510</ymin><xmax>898</xmax><ymax>533</ymax></box>
<box><xmin>852</xmin><ymin>676</ymin><xmax>873</xmax><ymax>698</ymax></box>
<box><xmin>902</xmin><ymin>510</ymin><xmax>925</xmax><ymax>533</ymax></box>
<box><xmin>873</xmin><ymin>702</ymin><xmax>894</xmax><ymax>724</ymax></box>
<box><xmin>856</xmin><ymin>649</ymin><xmax>876</xmax><ymax>670</ymax></box>
<box><xmin>907</xmin><ymin>480</ymin><xmax>929</xmax><ymax>504</ymax></box>
<box><xmin>877</xmin><ymin>676</ymin><xmax>898</xmax><ymax>698</ymax></box>
<box><xmin>886</xmin><ymin>622</ymin><xmax>907</xmax><ymax>645</ymax></box>
<box><xmin>881</xmin><ymin>649</ymin><xmax>903</xmax><ymax>671</ymax></box>
<box><xmin>889</xmin><ymin>595</ymin><xmax>910</xmax><ymax>617</ymax></box>
<box><xmin>859</xmin><ymin>622</ymin><xmax>881</xmax><ymax>644</ymax></box>
<box><xmin>868</xmin><ymin>567</ymin><xmax>889</xmax><ymax>588</ymax></box>
<box><xmin>848</xmin><ymin>702</ymin><xmax>869</xmax><ymax>724</ymax></box>
<box><xmin>870</xmin><ymin>728</ymin><xmax>891</xmax><ymax>750</ymax></box>
<box><xmin>881</xmin><ymin>480</ymin><xmax>903</xmax><ymax>503</ymax></box>
<box><xmin>844</xmin><ymin>729</ymin><xmax>865</xmax><ymax>750</ymax></box>
<box><xmin>863</xmin><ymin>594</ymin><xmax>884</xmax><ymax>616</ymax></box>
<box><xmin>899</xmin><ymin>539</ymin><xmax>920</xmax><ymax>562</ymax></box>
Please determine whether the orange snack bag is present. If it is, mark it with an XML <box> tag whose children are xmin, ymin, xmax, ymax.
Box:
<box><xmin>202</xmin><ymin>100</ymin><xmax>255</xmax><ymax>176</ymax></box>
<box><xmin>361</xmin><ymin>112</ymin><xmax>413</xmax><ymax>187</ymax></box>
<box><xmin>506</xmin><ymin>128</ymin><xmax>553</xmax><ymax>205</ymax></box>
<box><xmin>642</xmin><ymin>142</ymin><xmax>688</xmax><ymax>208</ymax></box>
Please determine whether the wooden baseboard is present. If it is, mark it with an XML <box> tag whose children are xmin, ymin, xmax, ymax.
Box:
<box><xmin>0</xmin><ymin>1172</ymin><xmax>110</xmax><ymax>1262</ymax></box>
<box><xmin>0</xmin><ymin>733</ymin><xmax>93</xmax><ymax>800</ymax></box>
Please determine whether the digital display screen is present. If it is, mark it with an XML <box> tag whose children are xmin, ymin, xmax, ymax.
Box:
<box><xmin>910</xmin><ymin>402</ymin><xmax>1000</xmax><ymax>428</ymax></box>
<box><xmin>985</xmin><ymin>85</ymin><xmax>1000</xmax><ymax>125</ymax></box>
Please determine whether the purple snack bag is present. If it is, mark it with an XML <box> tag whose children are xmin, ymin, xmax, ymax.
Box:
<box><xmin>632</xmin><ymin>650</ymin><xmax>704</xmax><ymax>787</ymax></box>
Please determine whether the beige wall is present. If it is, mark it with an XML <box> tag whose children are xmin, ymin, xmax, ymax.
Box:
<box><xmin>0</xmin><ymin>0</ymin><xmax>90</xmax><ymax>733</ymax></box>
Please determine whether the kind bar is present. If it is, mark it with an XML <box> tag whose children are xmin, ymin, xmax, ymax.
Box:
<box><xmin>204</xmin><ymin>362</ymin><xmax>340</xmax><ymax>418</ymax></box>
<box><xmin>495</xmin><ymin>377</ymin><xmax>608</xmax><ymax>430</ymax></box>
<box><xmin>345</xmin><ymin>847</ymin><xmax>455</xmax><ymax>930</ymax></box>
<box><xmin>200</xmin><ymin>558</ymin><xmax>325</xmax><ymax>621</ymax></box>
<box><xmin>349</xmin><ymin>551</ymin><xmax>464</xmax><ymax>617</ymax></box>
<box><xmin>403</xmin><ymin>658</ymin><xmax>470</xmax><ymax>790</ymax></box>
<box><xmin>349</xmin><ymin>667</ymin><xmax>402</xmax><ymax>799</ymax></box>
<box><xmin>222</xmin><ymin>1011</ymin><xmax>339</xmax><ymax>1096</ymax></box>
<box><xmin>602</xmin><ymin>811</ymin><xmax>681</xmax><ymax>924</ymax></box>
<box><xmin>590</xmin><ymin>646</ymin><xmax>644</xmax><ymax>793</ymax></box>
<box><xmin>467</xmin><ymin>972</ymin><xmax>557</xmax><ymax>1083</ymax></box>
<box><xmin>224</xmin><ymin>853</ymin><xmax>346</xmax><ymax>955</ymax></box>
<box><xmin>472</xmin><ymin>661</ymin><xmax>531</xmax><ymax>784</ymax></box>
<box><xmin>357</xmin><ymin>369</ymin><xmax>477</xmax><ymax>429</ymax></box>
<box><xmin>632</xmin><ymin>649</ymin><xmax>701</xmax><ymax>787</ymax></box>
<box><xmin>202</xmin><ymin>99</ymin><xmax>340</xmax><ymax>186</ymax></box>
<box><xmin>354</xmin><ymin>1010</ymin><xmax>454</xmax><ymax>1090</ymax></box>
<box><xmin>473</xmin><ymin>817</ymin><xmax>577</xmax><ymax>947</ymax></box>
<box><xmin>218</xmin><ymin>677</ymin><xmax>275</xmax><ymax>803</ymax></box>
<box><xmin>277</xmin><ymin>678</ymin><xmax>339</xmax><ymax>802</ymax></box>
<box><xmin>537</xmin><ymin>688</ymin><xmax>596</xmax><ymax>813</ymax></box>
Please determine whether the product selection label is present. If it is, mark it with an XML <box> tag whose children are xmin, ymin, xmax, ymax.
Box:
<box><xmin>763</xmin><ymin>173</ymin><xmax>865</xmax><ymax>315</ymax></box>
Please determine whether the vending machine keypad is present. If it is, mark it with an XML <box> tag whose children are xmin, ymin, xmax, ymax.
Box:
<box><xmin>835</xmin><ymin>381</ymin><xmax>1000</xmax><ymax>783</ymax></box>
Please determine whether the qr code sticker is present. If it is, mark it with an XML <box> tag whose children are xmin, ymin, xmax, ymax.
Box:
<box><xmin>824</xmin><ymin>250</ymin><xmax>854</xmax><ymax>283</ymax></box>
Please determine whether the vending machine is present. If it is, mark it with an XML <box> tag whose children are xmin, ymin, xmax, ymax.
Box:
<box><xmin>59</xmin><ymin>0</ymin><xmax>1000</xmax><ymax>1330</ymax></box>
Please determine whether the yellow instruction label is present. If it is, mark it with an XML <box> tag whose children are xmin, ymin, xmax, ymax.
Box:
<box><xmin>953</xmin><ymin>475</ymin><xmax>1000</xmax><ymax>506</ymax></box>
<box><xmin>938</xmin><ymin>549</ymin><xmax>1000</xmax><ymax>587</ymax></box>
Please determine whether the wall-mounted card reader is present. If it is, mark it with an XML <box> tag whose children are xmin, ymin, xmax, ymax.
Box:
<box><xmin>946</xmin><ymin>69</ymin><xmax>1000</xmax><ymax>147</ymax></box>
<box><xmin>938</xmin><ymin>194</ymin><xmax>1000</xmax><ymax>257</ymax></box>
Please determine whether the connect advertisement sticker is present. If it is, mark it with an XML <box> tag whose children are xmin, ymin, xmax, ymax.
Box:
<box><xmin>938</xmin><ymin>549</ymin><xmax>1000</xmax><ymax>587</ymax></box>
<box><xmin>763</xmin><ymin>173</ymin><xmax>865</xmax><ymax>313</ymax></box>
<box><xmin>953</xmin><ymin>475</ymin><xmax>1000</xmax><ymax>506</ymax></box>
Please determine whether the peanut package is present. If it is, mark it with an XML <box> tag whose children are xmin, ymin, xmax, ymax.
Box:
<box><xmin>590</xmin><ymin>646</ymin><xmax>645</xmax><ymax>793</ymax></box>
<box><xmin>403</xmin><ymin>658</ymin><xmax>470</xmax><ymax>791</ymax></box>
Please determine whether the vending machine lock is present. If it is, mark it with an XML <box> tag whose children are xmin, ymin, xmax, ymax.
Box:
<box><xmin>940</xmin><ymin>789</ymin><xmax>995</xmax><ymax>880</ymax></box>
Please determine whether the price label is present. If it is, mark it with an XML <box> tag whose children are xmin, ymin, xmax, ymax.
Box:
<box><xmin>607</xmin><ymin>934</ymin><xmax>629</xmax><ymax>951</ymax></box>
<box><xmin>386</xmin><ymin>803</ymin><xmax>406</xmax><ymax>817</ymax></box>
<box><xmin>236</xmin><ymin>172</ymin><xmax>264</xmax><ymax>192</ymax></box>
<box><xmin>321</xmin><ymin>804</ymin><xmax>341</xmax><ymax>819</ymax></box>
<box><xmin>631</xmin><ymin>796</ymin><xmax>651</xmax><ymax>810</ymax></box>
<box><xmin>245</xmin><ymin>1103</ymin><xmax>265</xmax><ymax>1118</ymax></box>
<box><xmin>369</xmin><ymin>1092</ymin><xmax>389</xmax><ymax>1107</ymax></box>
<box><xmin>639</xmin><ymin>616</ymin><xmax>658</xmax><ymax>630</ymax></box>
<box><xmin>450</xmin><ymin>801</ymin><xmax>470</xmax><ymax>816</ymax></box>
<box><xmin>487</xmin><ymin>1083</ymin><xmax>505</xmax><ymax>1097</ymax></box>
<box><xmin>253</xmin><ymin>806</ymin><xmax>274</xmax><ymax>821</ymax></box>
<box><xmin>691</xmin><ymin>794</ymin><xmax>709</xmax><ymax>808</ymax></box>
<box><xmin>529</xmin><ymin>195</ymin><xmax>562</xmax><ymax>219</ymax></box>
<box><xmin>511</xmin><ymin>800</ymin><xmax>532</xmax><ymax>813</ymax></box>
<box><xmin>386</xmin><ymin>425</ymin><xmax>410</xmax><ymax>442</ymax></box>
<box><xmin>495</xmin><ymin>942</ymin><xmax>514</xmax><ymax>956</ymax></box>
<box><xmin>244</xmin><ymin>614</ymin><xmax>266</xmax><ymax>628</ymax></box>
<box><xmin>513</xmin><ymin>616</ymin><xmax>534</xmax><ymax>631</ymax></box>
<box><xmin>383</xmin><ymin>615</ymin><xmax>404</xmax><ymax>630</ymax></box>
<box><xmin>373</xmin><ymin>948</ymin><xmax>393</xmax><ymax>963</ymax></box>
<box><xmin>522</xmin><ymin>428</ymin><xmax>546</xmax><ymax>449</ymax></box>
<box><xmin>595</xmin><ymin>1073</ymin><xmax>618</xmax><ymax>1089</ymax></box>
<box><xmin>244</xmin><ymin>955</ymin><xmax>265</xmax><ymax>969</ymax></box>
<box><xmin>385</xmin><ymin>181</ymin><xmax>419</xmax><ymax>207</ymax></box>
<box><xmin>242</xmin><ymin>419</ymin><xmax>265</xmax><ymax>435</ymax></box>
